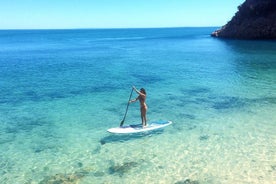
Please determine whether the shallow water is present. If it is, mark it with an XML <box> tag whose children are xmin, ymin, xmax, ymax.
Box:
<box><xmin>0</xmin><ymin>28</ymin><xmax>276</xmax><ymax>184</ymax></box>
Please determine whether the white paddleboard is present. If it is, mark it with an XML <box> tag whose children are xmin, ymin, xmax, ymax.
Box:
<box><xmin>107</xmin><ymin>120</ymin><xmax>172</xmax><ymax>134</ymax></box>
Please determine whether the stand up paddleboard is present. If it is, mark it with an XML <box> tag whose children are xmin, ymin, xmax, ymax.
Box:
<box><xmin>107</xmin><ymin>120</ymin><xmax>172</xmax><ymax>134</ymax></box>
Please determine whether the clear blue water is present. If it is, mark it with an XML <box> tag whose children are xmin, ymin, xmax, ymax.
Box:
<box><xmin>0</xmin><ymin>28</ymin><xmax>276</xmax><ymax>183</ymax></box>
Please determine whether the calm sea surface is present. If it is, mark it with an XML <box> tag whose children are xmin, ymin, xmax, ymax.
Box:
<box><xmin>0</xmin><ymin>28</ymin><xmax>276</xmax><ymax>184</ymax></box>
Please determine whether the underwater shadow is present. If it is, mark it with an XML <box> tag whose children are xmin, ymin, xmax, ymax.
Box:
<box><xmin>100</xmin><ymin>129</ymin><xmax>165</xmax><ymax>145</ymax></box>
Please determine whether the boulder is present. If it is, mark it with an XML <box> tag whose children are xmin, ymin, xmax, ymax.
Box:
<box><xmin>211</xmin><ymin>0</ymin><xmax>276</xmax><ymax>39</ymax></box>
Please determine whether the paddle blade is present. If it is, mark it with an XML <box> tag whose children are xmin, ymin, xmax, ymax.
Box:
<box><xmin>120</xmin><ymin>120</ymin><xmax>124</xmax><ymax>127</ymax></box>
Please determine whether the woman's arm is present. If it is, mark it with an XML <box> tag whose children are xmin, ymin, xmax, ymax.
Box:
<box><xmin>132</xmin><ymin>86</ymin><xmax>145</xmax><ymax>97</ymax></box>
<box><xmin>129</xmin><ymin>97</ymin><xmax>138</xmax><ymax>103</ymax></box>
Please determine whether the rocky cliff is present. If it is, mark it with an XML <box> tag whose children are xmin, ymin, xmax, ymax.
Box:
<box><xmin>211</xmin><ymin>0</ymin><xmax>276</xmax><ymax>39</ymax></box>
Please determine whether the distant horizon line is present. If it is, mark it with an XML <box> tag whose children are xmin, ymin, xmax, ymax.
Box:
<box><xmin>0</xmin><ymin>26</ymin><xmax>220</xmax><ymax>31</ymax></box>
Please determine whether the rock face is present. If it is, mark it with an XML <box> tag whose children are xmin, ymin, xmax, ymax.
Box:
<box><xmin>211</xmin><ymin>0</ymin><xmax>276</xmax><ymax>39</ymax></box>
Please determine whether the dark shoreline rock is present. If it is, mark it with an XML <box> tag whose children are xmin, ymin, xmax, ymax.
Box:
<box><xmin>211</xmin><ymin>0</ymin><xmax>276</xmax><ymax>39</ymax></box>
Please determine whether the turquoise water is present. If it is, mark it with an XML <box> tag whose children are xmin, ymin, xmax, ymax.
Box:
<box><xmin>0</xmin><ymin>28</ymin><xmax>276</xmax><ymax>184</ymax></box>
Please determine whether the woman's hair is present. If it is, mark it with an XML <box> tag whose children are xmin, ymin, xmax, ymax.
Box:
<box><xmin>140</xmin><ymin>88</ymin><xmax>146</xmax><ymax>95</ymax></box>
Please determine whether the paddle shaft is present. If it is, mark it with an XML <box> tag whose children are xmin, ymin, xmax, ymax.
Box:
<box><xmin>120</xmin><ymin>88</ymin><xmax>134</xmax><ymax>126</ymax></box>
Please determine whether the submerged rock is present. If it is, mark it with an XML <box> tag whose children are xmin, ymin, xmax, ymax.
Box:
<box><xmin>39</xmin><ymin>173</ymin><xmax>85</xmax><ymax>184</ymax></box>
<box><xmin>108</xmin><ymin>161</ymin><xmax>138</xmax><ymax>176</ymax></box>
<box><xmin>39</xmin><ymin>168</ymin><xmax>94</xmax><ymax>184</ymax></box>
<box><xmin>199</xmin><ymin>135</ymin><xmax>209</xmax><ymax>141</ymax></box>
<box><xmin>175</xmin><ymin>178</ymin><xmax>200</xmax><ymax>184</ymax></box>
<box><xmin>211</xmin><ymin>0</ymin><xmax>276</xmax><ymax>39</ymax></box>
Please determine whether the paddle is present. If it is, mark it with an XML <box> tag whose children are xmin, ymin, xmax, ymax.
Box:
<box><xmin>120</xmin><ymin>88</ymin><xmax>134</xmax><ymax>127</ymax></box>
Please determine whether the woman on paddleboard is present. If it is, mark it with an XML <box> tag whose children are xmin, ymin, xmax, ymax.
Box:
<box><xmin>129</xmin><ymin>86</ymin><xmax>147</xmax><ymax>128</ymax></box>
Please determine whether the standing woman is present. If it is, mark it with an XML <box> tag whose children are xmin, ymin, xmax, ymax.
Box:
<box><xmin>129</xmin><ymin>86</ymin><xmax>147</xmax><ymax>128</ymax></box>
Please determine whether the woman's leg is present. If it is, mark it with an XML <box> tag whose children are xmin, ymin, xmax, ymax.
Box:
<box><xmin>140</xmin><ymin>109</ymin><xmax>144</xmax><ymax>126</ymax></box>
<box><xmin>141</xmin><ymin>107</ymin><xmax>147</xmax><ymax>127</ymax></box>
